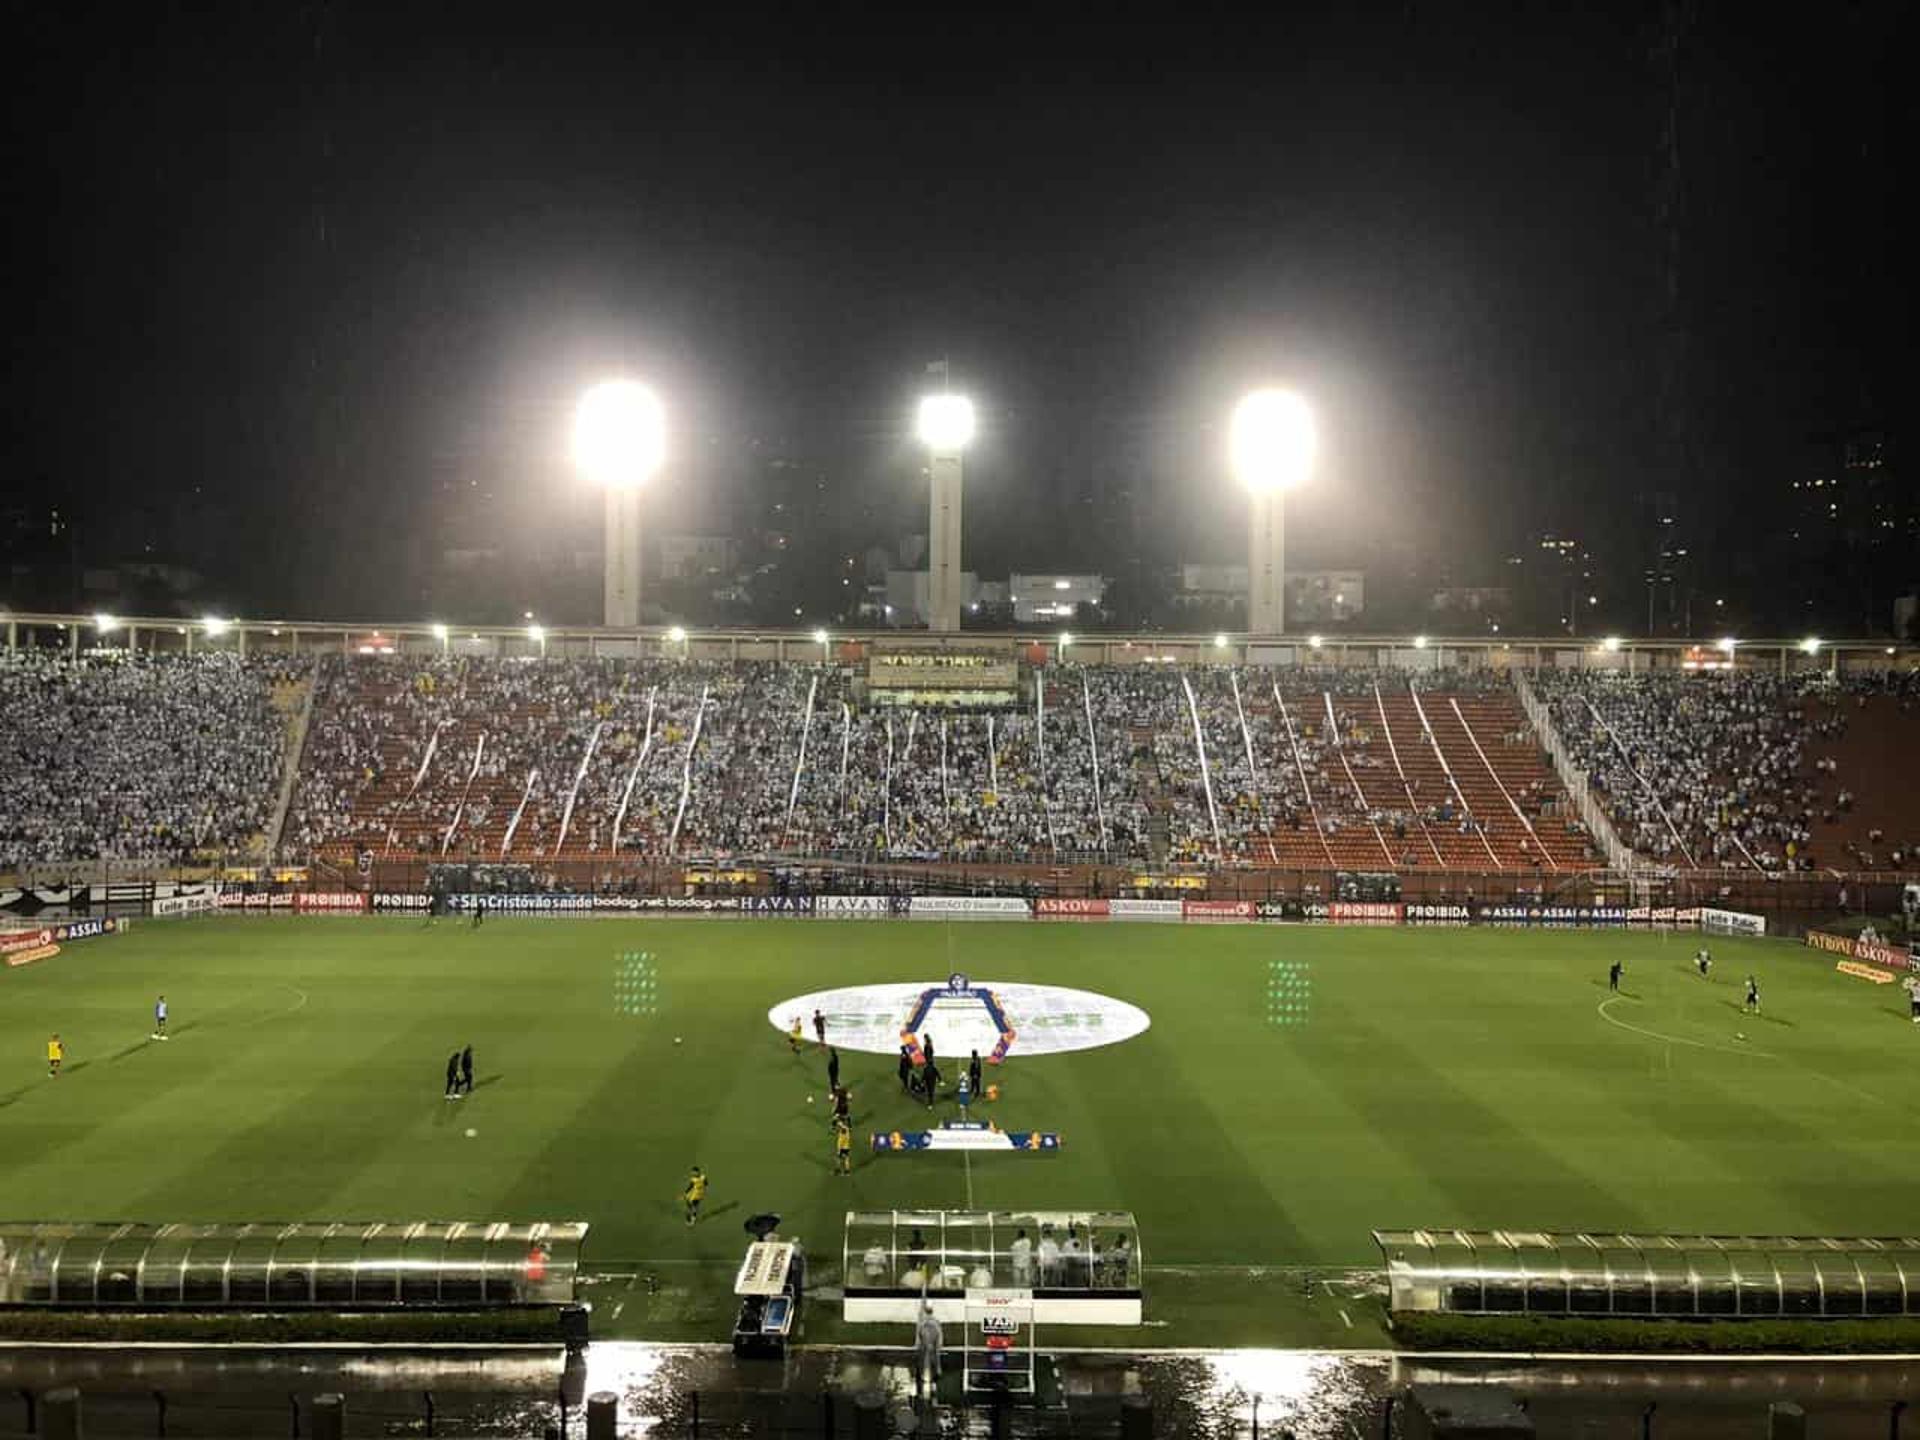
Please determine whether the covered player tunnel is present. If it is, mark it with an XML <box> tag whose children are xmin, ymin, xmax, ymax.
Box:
<box><xmin>1375</xmin><ymin>1229</ymin><xmax>1920</xmax><ymax>1318</ymax></box>
<box><xmin>0</xmin><ymin>1221</ymin><xmax>586</xmax><ymax>1308</ymax></box>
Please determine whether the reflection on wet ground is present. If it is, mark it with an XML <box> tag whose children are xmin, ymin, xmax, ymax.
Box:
<box><xmin>0</xmin><ymin>1343</ymin><xmax>1914</xmax><ymax>1437</ymax></box>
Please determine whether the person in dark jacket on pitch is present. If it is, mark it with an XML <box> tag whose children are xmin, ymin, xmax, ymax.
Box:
<box><xmin>460</xmin><ymin>1044</ymin><xmax>474</xmax><ymax>1094</ymax></box>
<box><xmin>968</xmin><ymin>1049</ymin><xmax>983</xmax><ymax>1096</ymax></box>
<box><xmin>444</xmin><ymin>1051</ymin><xmax>461</xmax><ymax>1099</ymax></box>
<box><xmin>897</xmin><ymin>1046</ymin><xmax>913</xmax><ymax>1093</ymax></box>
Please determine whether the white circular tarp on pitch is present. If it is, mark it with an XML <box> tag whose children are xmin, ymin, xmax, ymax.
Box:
<box><xmin>768</xmin><ymin>979</ymin><xmax>1149</xmax><ymax>1059</ymax></box>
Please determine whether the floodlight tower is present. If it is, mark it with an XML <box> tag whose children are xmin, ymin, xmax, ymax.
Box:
<box><xmin>1229</xmin><ymin>389</ymin><xmax>1317</xmax><ymax>635</ymax></box>
<box><xmin>917</xmin><ymin>392</ymin><xmax>976</xmax><ymax>633</ymax></box>
<box><xmin>574</xmin><ymin>380</ymin><xmax>666</xmax><ymax>628</ymax></box>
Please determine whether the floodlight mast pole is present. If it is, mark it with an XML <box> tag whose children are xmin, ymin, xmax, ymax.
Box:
<box><xmin>604</xmin><ymin>485</ymin><xmax>641</xmax><ymax>629</ymax></box>
<box><xmin>1248</xmin><ymin>488</ymin><xmax>1285</xmax><ymax>637</ymax></box>
<box><xmin>918</xmin><ymin>370</ymin><xmax>974</xmax><ymax>635</ymax></box>
<box><xmin>1231</xmin><ymin>388</ymin><xmax>1315</xmax><ymax>638</ymax></box>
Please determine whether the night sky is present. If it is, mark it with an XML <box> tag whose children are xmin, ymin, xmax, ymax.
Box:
<box><xmin>7</xmin><ymin>4</ymin><xmax>1902</xmax><ymax>626</ymax></box>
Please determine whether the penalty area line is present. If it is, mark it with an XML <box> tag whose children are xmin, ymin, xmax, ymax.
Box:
<box><xmin>1596</xmin><ymin>996</ymin><xmax>1776</xmax><ymax>1060</ymax></box>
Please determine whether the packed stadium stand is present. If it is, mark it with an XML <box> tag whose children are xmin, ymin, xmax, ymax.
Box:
<box><xmin>1536</xmin><ymin>669</ymin><xmax>1920</xmax><ymax>873</ymax></box>
<box><xmin>0</xmin><ymin>653</ymin><xmax>305</xmax><ymax>869</ymax></box>
<box><xmin>3</xmin><ymin>646</ymin><xmax>1916</xmax><ymax>877</ymax></box>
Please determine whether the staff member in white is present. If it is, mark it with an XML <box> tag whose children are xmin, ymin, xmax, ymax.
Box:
<box><xmin>152</xmin><ymin>995</ymin><xmax>170</xmax><ymax>1041</ymax></box>
<box><xmin>1009</xmin><ymin>1229</ymin><xmax>1034</xmax><ymax>1287</ymax></box>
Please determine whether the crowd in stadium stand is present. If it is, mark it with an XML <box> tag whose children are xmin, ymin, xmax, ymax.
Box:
<box><xmin>1536</xmin><ymin>670</ymin><xmax>1857</xmax><ymax>870</ymax></box>
<box><xmin>7</xmin><ymin>648</ymin><xmax>1918</xmax><ymax>875</ymax></box>
<box><xmin>0</xmin><ymin>653</ymin><xmax>300</xmax><ymax>868</ymax></box>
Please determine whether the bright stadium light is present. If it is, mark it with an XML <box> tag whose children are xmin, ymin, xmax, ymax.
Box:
<box><xmin>1214</xmin><ymin>633</ymin><xmax>1230</xmax><ymax>650</ymax></box>
<box><xmin>1800</xmin><ymin>637</ymin><xmax>1821</xmax><ymax>655</ymax></box>
<box><xmin>93</xmin><ymin>612</ymin><xmax>119</xmax><ymax>632</ymax></box>
<box><xmin>1718</xmin><ymin>636</ymin><xmax>1737</xmax><ymax>654</ymax></box>
<box><xmin>1413</xmin><ymin>635</ymin><xmax>1429</xmax><ymax>649</ymax></box>
<box><xmin>1602</xmin><ymin>635</ymin><xmax>1622</xmax><ymax>653</ymax></box>
<box><xmin>667</xmin><ymin>625</ymin><xmax>687</xmax><ymax>644</ymax></box>
<box><xmin>573</xmin><ymin>380</ymin><xmax>665</xmax><ymax>489</ymax></box>
<box><xmin>1229</xmin><ymin>389</ymin><xmax>1316</xmax><ymax>493</ymax></box>
<box><xmin>916</xmin><ymin>394</ymin><xmax>976</xmax><ymax>452</ymax></box>
<box><xmin>918</xmin><ymin>391</ymin><xmax>976</xmax><ymax>633</ymax></box>
<box><xmin>528</xmin><ymin>623</ymin><xmax>546</xmax><ymax>649</ymax></box>
<box><xmin>575</xmin><ymin>379</ymin><xmax>665</xmax><ymax>629</ymax></box>
<box><xmin>202</xmin><ymin>615</ymin><xmax>231</xmax><ymax>637</ymax></box>
<box><xmin>1308</xmin><ymin>634</ymin><xmax>1324</xmax><ymax>649</ymax></box>
<box><xmin>430</xmin><ymin>623</ymin><xmax>448</xmax><ymax>641</ymax></box>
<box><xmin>1231</xmin><ymin>388</ymin><xmax>1316</xmax><ymax>635</ymax></box>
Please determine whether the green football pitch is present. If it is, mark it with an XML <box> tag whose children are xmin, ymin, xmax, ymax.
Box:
<box><xmin>4</xmin><ymin>916</ymin><xmax>1917</xmax><ymax>1341</ymax></box>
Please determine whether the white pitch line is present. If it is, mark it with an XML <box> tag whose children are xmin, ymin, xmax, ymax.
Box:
<box><xmin>1597</xmin><ymin>996</ymin><xmax>1777</xmax><ymax>1060</ymax></box>
<box><xmin>1339</xmin><ymin>1308</ymin><xmax>1353</xmax><ymax>1329</ymax></box>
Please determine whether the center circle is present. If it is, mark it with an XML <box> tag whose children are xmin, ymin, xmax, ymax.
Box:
<box><xmin>768</xmin><ymin>980</ymin><xmax>1150</xmax><ymax>1059</ymax></box>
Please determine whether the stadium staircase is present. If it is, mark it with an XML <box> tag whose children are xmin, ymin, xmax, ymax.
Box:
<box><xmin>1513</xmin><ymin>672</ymin><xmax>1635</xmax><ymax>872</ymax></box>
<box><xmin>264</xmin><ymin>674</ymin><xmax>317</xmax><ymax>861</ymax></box>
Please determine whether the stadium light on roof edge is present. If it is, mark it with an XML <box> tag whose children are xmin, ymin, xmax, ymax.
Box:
<box><xmin>1601</xmin><ymin>635</ymin><xmax>1621</xmax><ymax>652</ymax></box>
<box><xmin>202</xmin><ymin>615</ymin><xmax>231</xmax><ymax>637</ymax></box>
<box><xmin>1214</xmin><ymin>633</ymin><xmax>1230</xmax><ymax>649</ymax></box>
<box><xmin>1308</xmin><ymin>634</ymin><xmax>1324</xmax><ymax>649</ymax></box>
<box><xmin>93</xmin><ymin>612</ymin><xmax>119</xmax><ymax>632</ymax></box>
<box><xmin>1231</xmin><ymin>387</ymin><xmax>1315</xmax><ymax>635</ymax></box>
<box><xmin>1413</xmin><ymin>635</ymin><xmax>1429</xmax><ymax>649</ymax></box>
<box><xmin>1718</xmin><ymin>636</ymin><xmax>1737</xmax><ymax>654</ymax></box>
<box><xmin>1800</xmin><ymin>637</ymin><xmax>1821</xmax><ymax>655</ymax></box>
<box><xmin>667</xmin><ymin>625</ymin><xmax>687</xmax><ymax>644</ymax></box>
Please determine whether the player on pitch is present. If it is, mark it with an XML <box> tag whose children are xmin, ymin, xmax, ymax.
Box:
<box><xmin>47</xmin><ymin>1033</ymin><xmax>64</xmax><ymax>1079</ymax></box>
<box><xmin>683</xmin><ymin>1166</ymin><xmax>707</xmax><ymax>1226</ymax></box>
<box><xmin>833</xmin><ymin>1116</ymin><xmax>852</xmax><ymax>1175</ymax></box>
<box><xmin>152</xmin><ymin>995</ymin><xmax>170</xmax><ymax>1040</ymax></box>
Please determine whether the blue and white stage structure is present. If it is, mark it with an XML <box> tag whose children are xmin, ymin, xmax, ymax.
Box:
<box><xmin>899</xmin><ymin>973</ymin><xmax>1016</xmax><ymax>1065</ymax></box>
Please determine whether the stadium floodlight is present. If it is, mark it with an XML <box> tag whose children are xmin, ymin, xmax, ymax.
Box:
<box><xmin>1717</xmin><ymin>636</ymin><xmax>1737</xmax><ymax>654</ymax></box>
<box><xmin>1214</xmin><ymin>633</ymin><xmax>1230</xmax><ymax>650</ymax></box>
<box><xmin>1413</xmin><ymin>635</ymin><xmax>1429</xmax><ymax>649</ymax></box>
<box><xmin>1308</xmin><ymin>634</ymin><xmax>1324</xmax><ymax>649</ymax></box>
<box><xmin>574</xmin><ymin>380</ymin><xmax>665</xmax><ymax>488</ymax></box>
<box><xmin>918</xmin><ymin>392</ymin><xmax>976</xmax><ymax>634</ymax></box>
<box><xmin>916</xmin><ymin>394</ymin><xmax>976</xmax><ymax>453</ymax></box>
<box><xmin>1229</xmin><ymin>389</ymin><xmax>1316</xmax><ymax>494</ymax></box>
<box><xmin>527</xmin><ymin>623</ymin><xmax>546</xmax><ymax>655</ymax></box>
<box><xmin>1058</xmin><ymin>632</ymin><xmax>1073</xmax><ymax>656</ymax></box>
<box><xmin>1602</xmin><ymin>635</ymin><xmax>1622</xmax><ymax>653</ymax></box>
<box><xmin>1800</xmin><ymin>637</ymin><xmax>1821</xmax><ymax>655</ymax></box>
<box><xmin>575</xmin><ymin>379</ymin><xmax>665</xmax><ymax>629</ymax></box>
<box><xmin>667</xmin><ymin>625</ymin><xmax>687</xmax><ymax>644</ymax></box>
<box><xmin>94</xmin><ymin>612</ymin><xmax>119</xmax><ymax>632</ymax></box>
<box><xmin>430</xmin><ymin>622</ymin><xmax>448</xmax><ymax>640</ymax></box>
<box><xmin>202</xmin><ymin>615</ymin><xmax>231</xmax><ymax>637</ymax></box>
<box><xmin>1231</xmin><ymin>388</ymin><xmax>1316</xmax><ymax>634</ymax></box>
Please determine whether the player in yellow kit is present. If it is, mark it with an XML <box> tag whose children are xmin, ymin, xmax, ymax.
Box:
<box><xmin>683</xmin><ymin>1166</ymin><xmax>707</xmax><ymax>1226</ymax></box>
<box><xmin>833</xmin><ymin>1117</ymin><xmax>852</xmax><ymax>1175</ymax></box>
<box><xmin>47</xmin><ymin>1034</ymin><xmax>64</xmax><ymax>1078</ymax></box>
